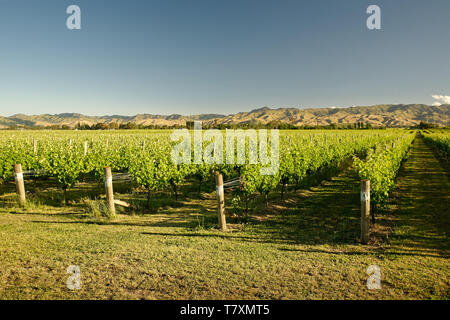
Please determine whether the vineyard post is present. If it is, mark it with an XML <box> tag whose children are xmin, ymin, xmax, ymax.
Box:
<box><xmin>69</xmin><ymin>138</ymin><xmax>72</xmax><ymax>146</ymax></box>
<box><xmin>142</xmin><ymin>140</ymin><xmax>145</xmax><ymax>151</ymax></box>
<box><xmin>84</xmin><ymin>141</ymin><xmax>88</xmax><ymax>157</ymax></box>
<box><xmin>361</xmin><ymin>180</ymin><xmax>370</xmax><ymax>244</ymax></box>
<box><xmin>33</xmin><ymin>139</ymin><xmax>37</xmax><ymax>155</ymax></box>
<box><xmin>214</xmin><ymin>172</ymin><xmax>227</xmax><ymax>231</ymax></box>
<box><xmin>13</xmin><ymin>164</ymin><xmax>26</xmax><ymax>206</ymax></box>
<box><xmin>104</xmin><ymin>167</ymin><xmax>116</xmax><ymax>216</ymax></box>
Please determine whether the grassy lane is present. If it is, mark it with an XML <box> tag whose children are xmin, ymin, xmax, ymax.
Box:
<box><xmin>0</xmin><ymin>138</ymin><xmax>448</xmax><ymax>299</ymax></box>
<box><xmin>381</xmin><ymin>136</ymin><xmax>449</xmax><ymax>298</ymax></box>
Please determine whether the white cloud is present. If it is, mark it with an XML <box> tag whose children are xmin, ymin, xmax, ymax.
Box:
<box><xmin>431</xmin><ymin>94</ymin><xmax>450</xmax><ymax>106</ymax></box>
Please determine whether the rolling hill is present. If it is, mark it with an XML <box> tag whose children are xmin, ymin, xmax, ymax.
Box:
<box><xmin>0</xmin><ymin>104</ymin><xmax>449</xmax><ymax>128</ymax></box>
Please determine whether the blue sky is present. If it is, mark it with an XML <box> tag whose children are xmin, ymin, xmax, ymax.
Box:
<box><xmin>0</xmin><ymin>0</ymin><xmax>449</xmax><ymax>116</ymax></box>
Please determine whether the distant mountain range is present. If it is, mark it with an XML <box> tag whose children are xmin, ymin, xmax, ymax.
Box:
<box><xmin>1</xmin><ymin>104</ymin><xmax>449</xmax><ymax>128</ymax></box>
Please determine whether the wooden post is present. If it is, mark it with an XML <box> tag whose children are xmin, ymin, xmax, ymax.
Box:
<box><xmin>13</xmin><ymin>164</ymin><xmax>26</xmax><ymax>206</ymax></box>
<box><xmin>214</xmin><ymin>172</ymin><xmax>226</xmax><ymax>231</ymax></box>
<box><xmin>361</xmin><ymin>180</ymin><xmax>370</xmax><ymax>244</ymax></box>
<box><xmin>84</xmin><ymin>141</ymin><xmax>88</xmax><ymax>157</ymax></box>
<box><xmin>142</xmin><ymin>140</ymin><xmax>145</xmax><ymax>151</ymax></box>
<box><xmin>104</xmin><ymin>167</ymin><xmax>115</xmax><ymax>216</ymax></box>
<box><xmin>33</xmin><ymin>139</ymin><xmax>37</xmax><ymax>155</ymax></box>
<box><xmin>69</xmin><ymin>138</ymin><xmax>72</xmax><ymax>146</ymax></box>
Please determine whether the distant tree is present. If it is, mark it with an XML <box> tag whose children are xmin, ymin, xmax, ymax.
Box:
<box><xmin>185</xmin><ymin>121</ymin><xmax>194</xmax><ymax>129</ymax></box>
<box><xmin>119</xmin><ymin>122</ymin><xmax>137</xmax><ymax>129</ymax></box>
<box><xmin>94</xmin><ymin>122</ymin><xmax>108</xmax><ymax>130</ymax></box>
<box><xmin>108</xmin><ymin>122</ymin><xmax>119</xmax><ymax>130</ymax></box>
<box><xmin>416</xmin><ymin>121</ymin><xmax>436</xmax><ymax>129</ymax></box>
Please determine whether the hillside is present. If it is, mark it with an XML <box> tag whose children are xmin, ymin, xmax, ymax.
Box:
<box><xmin>1</xmin><ymin>104</ymin><xmax>449</xmax><ymax>128</ymax></box>
<box><xmin>212</xmin><ymin>104</ymin><xmax>450</xmax><ymax>127</ymax></box>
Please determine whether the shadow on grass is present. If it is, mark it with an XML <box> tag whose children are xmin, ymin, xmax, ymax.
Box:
<box><xmin>24</xmin><ymin>159</ymin><xmax>364</xmax><ymax>246</ymax></box>
<box><xmin>386</xmin><ymin>136</ymin><xmax>450</xmax><ymax>256</ymax></box>
<box><xmin>13</xmin><ymin>141</ymin><xmax>449</xmax><ymax>256</ymax></box>
<box><xmin>277</xmin><ymin>247</ymin><xmax>447</xmax><ymax>259</ymax></box>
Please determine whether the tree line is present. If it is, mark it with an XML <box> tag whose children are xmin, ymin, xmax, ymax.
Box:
<box><xmin>4</xmin><ymin>120</ymin><xmax>425</xmax><ymax>131</ymax></box>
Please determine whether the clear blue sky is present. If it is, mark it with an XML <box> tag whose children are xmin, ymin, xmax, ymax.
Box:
<box><xmin>0</xmin><ymin>0</ymin><xmax>449</xmax><ymax>116</ymax></box>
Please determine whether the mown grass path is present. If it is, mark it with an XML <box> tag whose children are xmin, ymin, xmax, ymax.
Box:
<box><xmin>390</xmin><ymin>136</ymin><xmax>449</xmax><ymax>252</ymax></box>
<box><xmin>379</xmin><ymin>136</ymin><xmax>449</xmax><ymax>298</ymax></box>
<box><xmin>0</xmin><ymin>136</ymin><xmax>448</xmax><ymax>299</ymax></box>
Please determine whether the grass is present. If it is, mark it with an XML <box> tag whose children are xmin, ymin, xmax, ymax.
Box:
<box><xmin>0</xmin><ymin>137</ymin><xmax>448</xmax><ymax>299</ymax></box>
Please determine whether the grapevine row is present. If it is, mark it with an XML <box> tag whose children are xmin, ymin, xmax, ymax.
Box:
<box><xmin>0</xmin><ymin>130</ymin><xmax>415</xmax><ymax>210</ymax></box>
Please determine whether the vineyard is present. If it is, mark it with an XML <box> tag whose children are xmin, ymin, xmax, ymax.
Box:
<box><xmin>422</xmin><ymin>130</ymin><xmax>450</xmax><ymax>159</ymax></box>
<box><xmin>0</xmin><ymin>129</ymin><xmax>448</xmax><ymax>299</ymax></box>
<box><xmin>0</xmin><ymin>129</ymin><xmax>415</xmax><ymax>214</ymax></box>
